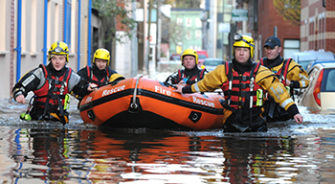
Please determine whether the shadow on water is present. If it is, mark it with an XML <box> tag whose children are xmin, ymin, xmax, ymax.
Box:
<box><xmin>1</xmin><ymin>98</ymin><xmax>335</xmax><ymax>183</ymax></box>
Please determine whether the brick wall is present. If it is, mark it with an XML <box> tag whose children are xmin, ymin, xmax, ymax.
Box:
<box><xmin>301</xmin><ymin>0</ymin><xmax>335</xmax><ymax>53</ymax></box>
<box><xmin>257</xmin><ymin>0</ymin><xmax>300</xmax><ymax>58</ymax></box>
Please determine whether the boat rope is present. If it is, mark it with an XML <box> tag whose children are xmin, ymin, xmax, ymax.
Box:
<box><xmin>129</xmin><ymin>76</ymin><xmax>142</xmax><ymax>113</ymax></box>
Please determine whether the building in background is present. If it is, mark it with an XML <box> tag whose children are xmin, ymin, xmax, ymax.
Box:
<box><xmin>215</xmin><ymin>0</ymin><xmax>233</xmax><ymax>60</ymax></box>
<box><xmin>0</xmin><ymin>0</ymin><xmax>139</xmax><ymax>99</ymax></box>
<box><xmin>169</xmin><ymin>8</ymin><xmax>203</xmax><ymax>56</ymax></box>
<box><xmin>256</xmin><ymin>0</ymin><xmax>300</xmax><ymax>59</ymax></box>
<box><xmin>300</xmin><ymin>0</ymin><xmax>335</xmax><ymax>53</ymax></box>
<box><xmin>0</xmin><ymin>0</ymin><xmax>93</xmax><ymax>99</ymax></box>
<box><xmin>230</xmin><ymin>0</ymin><xmax>300</xmax><ymax>60</ymax></box>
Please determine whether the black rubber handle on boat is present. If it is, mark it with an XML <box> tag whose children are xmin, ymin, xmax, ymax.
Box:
<box><xmin>129</xmin><ymin>76</ymin><xmax>142</xmax><ymax>113</ymax></box>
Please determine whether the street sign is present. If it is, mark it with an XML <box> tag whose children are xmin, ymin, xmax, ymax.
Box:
<box><xmin>232</xmin><ymin>9</ymin><xmax>248</xmax><ymax>22</ymax></box>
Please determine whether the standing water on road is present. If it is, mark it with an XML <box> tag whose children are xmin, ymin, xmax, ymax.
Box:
<box><xmin>1</xmin><ymin>96</ymin><xmax>335</xmax><ymax>183</ymax></box>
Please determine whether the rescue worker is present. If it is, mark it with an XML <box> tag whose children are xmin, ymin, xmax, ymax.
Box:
<box><xmin>175</xmin><ymin>35</ymin><xmax>303</xmax><ymax>132</ymax></box>
<box><xmin>78</xmin><ymin>48</ymin><xmax>124</xmax><ymax>89</ymax></box>
<box><xmin>12</xmin><ymin>41</ymin><xmax>95</xmax><ymax>124</ymax></box>
<box><xmin>165</xmin><ymin>48</ymin><xmax>207</xmax><ymax>86</ymax></box>
<box><xmin>261</xmin><ymin>36</ymin><xmax>309</xmax><ymax>122</ymax></box>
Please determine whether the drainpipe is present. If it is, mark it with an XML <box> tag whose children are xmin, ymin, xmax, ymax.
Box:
<box><xmin>15</xmin><ymin>0</ymin><xmax>22</xmax><ymax>82</ymax></box>
<box><xmin>43</xmin><ymin>0</ymin><xmax>48</xmax><ymax>65</ymax></box>
<box><xmin>64</xmin><ymin>0</ymin><xmax>68</xmax><ymax>43</ymax></box>
<box><xmin>77</xmin><ymin>0</ymin><xmax>81</xmax><ymax>71</ymax></box>
<box><xmin>10</xmin><ymin>0</ymin><xmax>15</xmax><ymax>93</ymax></box>
<box><xmin>88</xmin><ymin>0</ymin><xmax>92</xmax><ymax>66</ymax></box>
<box><xmin>131</xmin><ymin>0</ymin><xmax>138</xmax><ymax>77</ymax></box>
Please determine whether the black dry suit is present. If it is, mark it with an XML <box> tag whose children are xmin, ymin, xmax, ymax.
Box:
<box><xmin>164</xmin><ymin>66</ymin><xmax>207</xmax><ymax>86</ymax></box>
<box><xmin>12</xmin><ymin>63</ymin><xmax>90</xmax><ymax>124</ymax></box>
<box><xmin>77</xmin><ymin>65</ymin><xmax>118</xmax><ymax>87</ymax></box>
<box><xmin>221</xmin><ymin>59</ymin><xmax>267</xmax><ymax>132</ymax></box>
<box><xmin>261</xmin><ymin>55</ymin><xmax>293</xmax><ymax>122</ymax></box>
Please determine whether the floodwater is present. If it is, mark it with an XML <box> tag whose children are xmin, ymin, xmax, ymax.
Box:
<box><xmin>1</xmin><ymin>96</ymin><xmax>335</xmax><ymax>184</ymax></box>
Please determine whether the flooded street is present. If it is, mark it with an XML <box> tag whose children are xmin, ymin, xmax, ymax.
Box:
<box><xmin>1</xmin><ymin>97</ymin><xmax>335</xmax><ymax>183</ymax></box>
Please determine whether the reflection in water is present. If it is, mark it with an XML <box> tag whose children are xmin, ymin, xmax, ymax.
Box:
<box><xmin>1</xmin><ymin>126</ymin><xmax>335</xmax><ymax>183</ymax></box>
<box><xmin>1</xmin><ymin>96</ymin><xmax>335</xmax><ymax>183</ymax></box>
<box><xmin>220</xmin><ymin>136</ymin><xmax>296</xmax><ymax>183</ymax></box>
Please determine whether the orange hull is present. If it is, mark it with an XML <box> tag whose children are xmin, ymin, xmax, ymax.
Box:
<box><xmin>79</xmin><ymin>77</ymin><xmax>225</xmax><ymax>130</ymax></box>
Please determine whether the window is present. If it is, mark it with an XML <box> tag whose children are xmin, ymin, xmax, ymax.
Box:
<box><xmin>195</xmin><ymin>30</ymin><xmax>201</xmax><ymax>39</ymax></box>
<box><xmin>283</xmin><ymin>39</ymin><xmax>300</xmax><ymax>59</ymax></box>
<box><xmin>0</xmin><ymin>1</ymin><xmax>6</xmax><ymax>51</ymax></box>
<box><xmin>195</xmin><ymin>18</ymin><xmax>202</xmax><ymax>28</ymax></box>
<box><xmin>176</xmin><ymin>17</ymin><xmax>183</xmax><ymax>25</ymax></box>
<box><xmin>325</xmin><ymin>69</ymin><xmax>335</xmax><ymax>92</ymax></box>
<box><xmin>48</xmin><ymin>2</ymin><xmax>61</xmax><ymax>46</ymax></box>
<box><xmin>185</xmin><ymin>18</ymin><xmax>192</xmax><ymax>27</ymax></box>
<box><xmin>64</xmin><ymin>0</ymin><xmax>72</xmax><ymax>47</ymax></box>
<box><xmin>30</xmin><ymin>0</ymin><xmax>37</xmax><ymax>53</ymax></box>
<box><xmin>21</xmin><ymin>0</ymin><xmax>26</xmax><ymax>52</ymax></box>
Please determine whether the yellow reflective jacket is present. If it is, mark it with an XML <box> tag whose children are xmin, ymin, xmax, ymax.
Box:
<box><xmin>191</xmin><ymin>64</ymin><xmax>295</xmax><ymax>111</ymax></box>
<box><xmin>261</xmin><ymin>58</ymin><xmax>309</xmax><ymax>88</ymax></box>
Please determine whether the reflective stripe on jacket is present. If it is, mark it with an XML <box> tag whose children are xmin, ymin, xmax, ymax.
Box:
<box><xmin>191</xmin><ymin>63</ymin><xmax>295</xmax><ymax>111</ymax></box>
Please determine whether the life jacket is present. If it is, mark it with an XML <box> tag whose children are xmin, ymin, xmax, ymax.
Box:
<box><xmin>87</xmin><ymin>66</ymin><xmax>110</xmax><ymax>87</ymax></box>
<box><xmin>260</xmin><ymin>58</ymin><xmax>293</xmax><ymax>120</ymax></box>
<box><xmin>33</xmin><ymin>64</ymin><xmax>72</xmax><ymax>115</ymax></box>
<box><xmin>177</xmin><ymin>68</ymin><xmax>206</xmax><ymax>85</ymax></box>
<box><xmin>260</xmin><ymin>58</ymin><xmax>292</xmax><ymax>86</ymax></box>
<box><xmin>221</xmin><ymin>61</ymin><xmax>263</xmax><ymax>111</ymax></box>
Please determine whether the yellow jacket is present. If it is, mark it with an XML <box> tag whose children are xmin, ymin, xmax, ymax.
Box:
<box><xmin>262</xmin><ymin>58</ymin><xmax>309</xmax><ymax>88</ymax></box>
<box><xmin>191</xmin><ymin>64</ymin><xmax>295</xmax><ymax>111</ymax></box>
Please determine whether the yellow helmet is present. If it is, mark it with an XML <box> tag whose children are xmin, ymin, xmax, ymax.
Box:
<box><xmin>93</xmin><ymin>48</ymin><xmax>110</xmax><ymax>65</ymax></box>
<box><xmin>181</xmin><ymin>48</ymin><xmax>198</xmax><ymax>65</ymax></box>
<box><xmin>48</xmin><ymin>41</ymin><xmax>69</xmax><ymax>62</ymax></box>
<box><xmin>233</xmin><ymin>34</ymin><xmax>255</xmax><ymax>58</ymax></box>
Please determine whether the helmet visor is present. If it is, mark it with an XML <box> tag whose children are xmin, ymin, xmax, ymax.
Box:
<box><xmin>234</xmin><ymin>34</ymin><xmax>254</xmax><ymax>47</ymax></box>
<box><xmin>53</xmin><ymin>46</ymin><xmax>67</xmax><ymax>53</ymax></box>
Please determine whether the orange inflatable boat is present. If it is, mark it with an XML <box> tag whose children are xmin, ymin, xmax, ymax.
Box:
<box><xmin>78</xmin><ymin>77</ymin><xmax>226</xmax><ymax>130</ymax></box>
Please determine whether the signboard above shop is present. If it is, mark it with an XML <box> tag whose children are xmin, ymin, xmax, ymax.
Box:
<box><xmin>232</xmin><ymin>9</ymin><xmax>248</xmax><ymax>21</ymax></box>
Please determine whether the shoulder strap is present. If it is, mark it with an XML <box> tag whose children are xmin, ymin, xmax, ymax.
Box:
<box><xmin>278</xmin><ymin>58</ymin><xmax>291</xmax><ymax>83</ymax></box>
<box><xmin>251</xmin><ymin>62</ymin><xmax>261</xmax><ymax>77</ymax></box>
<box><xmin>39</xmin><ymin>64</ymin><xmax>48</xmax><ymax>79</ymax></box>
<box><xmin>225</xmin><ymin>61</ymin><xmax>233</xmax><ymax>81</ymax></box>
<box><xmin>224</xmin><ymin>61</ymin><xmax>233</xmax><ymax>104</ymax></box>
<box><xmin>177</xmin><ymin>69</ymin><xmax>183</xmax><ymax>80</ymax></box>
<box><xmin>64</xmin><ymin>67</ymin><xmax>72</xmax><ymax>84</ymax></box>
<box><xmin>260</xmin><ymin>58</ymin><xmax>264</xmax><ymax>65</ymax></box>
<box><xmin>282</xmin><ymin>58</ymin><xmax>292</xmax><ymax>80</ymax></box>
<box><xmin>249</xmin><ymin>62</ymin><xmax>260</xmax><ymax>90</ymax></box>
<box><xmin>86</xmin><ymin>66</ymin><xmax>93</xmax><ymax>80</ymax></box>
<box><xmin>199</xmin><ymin>69</ymin><xmax>206</xmax><ymax>79</ymax></box>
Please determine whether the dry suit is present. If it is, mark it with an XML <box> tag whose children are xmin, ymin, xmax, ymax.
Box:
<box><xmin>77</xmin><ymin>65</ymin><xmax>120</xmax><ymax>87</ymax></box>
<box><xmin>165</xmin><ymin>66</ymin><xmax>207</xmax><ymax>86</ymax></box>
<box><xmin>12</xmin><ymin>63</ymin><xmax>90</xmax><ymax>124</ymax></box>
<box><xmin>260</xmin><ymin>56</ymin><xmax>309</xmax><ymax>122</ymax></box>
<box><xmin>181</xmin><ymin>59</ymin><xmax>301</xmax><ymax>132</ymax></box>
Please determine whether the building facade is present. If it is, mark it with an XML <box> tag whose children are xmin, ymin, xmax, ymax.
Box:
<box><xmin>0</xmin><ymin>0</ymin><xmax>92</xmax><ymax>99</ymax></box>
<box><xmin>0</xmin><ymin>0</ymin><xmax>136</xmax><ymax>99</ymax></box>
<box><xmin>301</xmin><ymin>0</ymin><xmax>335</xmax><ymax>53</ymax></box>
<box><xmin>169</xmin><ymin>8</ymin><xmax>203</xmax><ymax>55</ymax></box>
<box><xmin>256</xmin><ymin>0</ymin><xmax>300</xmax><ymax>59</ymax></box>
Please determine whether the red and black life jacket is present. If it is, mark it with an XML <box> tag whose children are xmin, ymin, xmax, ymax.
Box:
<box><xmin>177</xmin><ymin>68</ymin><xmax>206</xmax><ymax>85</ymax></box>
<box><xmin>33</xmin><ymin>65</ymin><xmax>72</xmax><ymax>114</ymax></box>
<box><xmin>86</xmin><ymin>66</ymin><xmax>110</xmax><ymax>87</ymax></box>
<box><xmin>221</xmin><ymin>61</ymin><xmax>263</xmax><ymax>110</ymax></box>
<box><xmin>260</xmin><ymin>58</ymin><xmax>292</xmax><ymax>86</ymax></box>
